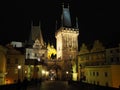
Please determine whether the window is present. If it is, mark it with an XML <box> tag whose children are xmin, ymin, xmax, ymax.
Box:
<box><xmin>97</xmin><ymin>81</ymin><xmax>99</xmax><ymax>85</ymax></box>
<box><xmin>42</xmin><ymin>54</ymin><xmax>44</xmax><ymax>57</ymax></box>
<box><xmin>90</xmin><ymin>72</ymin><xmax>92</xmax><ymax>76</ymax></box>
<box><xmin>96</xmin><ymin>72</ymin><xmax>99</xmax><ymax>76</ymax></box>
<box><xmin>111</xmin><ymin>58</ymin><xmax>113</xmax><ymax>62</ymax></box>
<box><xmin>105</xmin><ymin>82</ymin><xmax>109</xmax><ymax>86</ymax></box>
<box><xmin>7</xmin><ymin>58</ymin><xmax>10</xmax><ymax>64</ymax></box>
<box><xmin>110</xmin><ymin>50</ymin><xmax>113</xmax><ymax>53</ymax></box>
<box><xmin>35</xmin><ymin>53</ymin><xmax>37</xmax><ymax>57</ymax></box>
<box><xmin>116</xmin><ymin>57</ymin><xmax>119</xmax><ymax>62</ymax></box>
<box><xmin>27</xmin><ymin>53</ymin><xmax>30</xmax><ymax>58</ymax></box>
<box><xmin>15</xmin><ymin>59</ymin><xmax>18</xmax><ymax>64</ymax></box>
<box><xmin>86</xmin><ymin>56</ymin><xmax>89</xmax><ymax>60</ymax></box>
<box><xmin>93</xmin><ymin>72</ymin><xmax>95</xmax><ymax>76</ymax></box>
<box><xmin>105</xmin><ymin>72</ymin><xmax>108</xmax><ymax>77</ymax></box>
<box><xmin>116</xmin><ymin>49</ymin><xmax>119</xmax><ymax>53</ymax></box>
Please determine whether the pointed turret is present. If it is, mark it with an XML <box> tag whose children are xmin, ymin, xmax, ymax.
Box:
<box><xmin>61</xmin><ymin>3</ymin><xmax>72</xmax><ymax>27</ymax></box>
<box><xmin>28</xmin><ymin>21</ymin><xmax>45</xmax><ymax>47</ymax></box>
<box><xmin>76</xmin><ymin>17</ymin><xmax>79</xmax><ymax>29</ymax></box>
<box><xmin>28</xmin><ymin>21</ymin><xmax>34</xmax><ymax>46</ymax></box>
<box><xmin>39</xmin><ymin>22</ymin><xmax>44</xmax><ymax>46</ymax></box>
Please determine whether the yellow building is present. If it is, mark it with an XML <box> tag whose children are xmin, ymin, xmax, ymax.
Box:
<box><xmin>0</xmin><ymin>45</ymin><xmax>7</xmax><ymax>85</ymax></box>
<box><xmin>77</xmin><ymin>40</ymin><xmax>120</xmax><ymax>88</ymax></box>
<box><xmin>25</xmin><ymin>24</ymin><xmax>48</xmax><ymax>80</ymax></box>
<box><xmin>5</xmin><ymin>44</ymin><xmax>25</xmax><ymax>84</ymax></box>
<box><xmin>77</xmin><ymin>40</ymin><xmax>105</xmax><ymax>80</ymax></box>
<box><xmin>85</xmin><ymin>65</ymin><xmax>120</xmax><ymax>88</ymax></box>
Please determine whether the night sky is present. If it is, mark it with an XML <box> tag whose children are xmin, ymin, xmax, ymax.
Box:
<box><xmin>0</xmin><ymin>0</ymin><xmax>119</xmax><ymax>48</ymax></box>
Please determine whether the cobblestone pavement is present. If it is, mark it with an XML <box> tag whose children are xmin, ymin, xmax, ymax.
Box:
<box><xmin>27</xmin><ymin>81</ymin><xmax>80</xmax><ymax>90</ymax></box>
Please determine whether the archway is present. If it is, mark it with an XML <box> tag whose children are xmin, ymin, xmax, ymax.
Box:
<box><xmin>47</xmin><ymin>63</ymin><xmax>62</xmax><ymax>80</ymax></box>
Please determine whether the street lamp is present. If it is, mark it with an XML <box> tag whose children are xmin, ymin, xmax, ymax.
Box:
<box><xmin>17</xmin><ymin>65</ymin><xmax>21</xmax><ymax>80</ymax></box>
<box><xmin>42</xmin><ymin>70</ymin><xmax>45</xmax><ymax>80</ymax></box>
<box><xmin>66</xmin><ymin>71</ymin><xmax>69</xmax><ymax>80</ymax></box>
<box><xmin>79</xmin><ymin>64</ymin><xmax>82</xmax><ymax>82</ymax></box>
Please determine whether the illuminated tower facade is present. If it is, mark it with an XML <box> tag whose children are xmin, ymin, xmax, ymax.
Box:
<box><xmin>55</xmin><ymin>4</ymin><xmax>79</xmax><ymax>80</ymax></box>
<box><xmin>55</xmin><ymin>4</ymin><xmax>79</xmax><ymax>61</ymax></box>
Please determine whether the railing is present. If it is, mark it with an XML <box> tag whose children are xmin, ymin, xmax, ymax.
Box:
<box><xmin>0</xmin><ymin>78</ymin><xmax>42</xmax><ymax>90</ymax></box>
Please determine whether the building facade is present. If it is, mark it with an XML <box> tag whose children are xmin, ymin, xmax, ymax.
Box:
<box><xmin>5</xmin><ymin>44</ymin><xmax>25</xmax><ymax>84</ymax></box>
<box><xmin>55</xmin><ymin>4</ymin><xmax>79</xmax><ymax>80</ymax></box>
<box><xmin>77</xmin><ymin>40</ymin><xmax>120</xmax><ymax>88</ymax></box>
<box><xmin>0</xmin><ymin>45</ymin><xmax>7</xmax><ymax>85</ymax></box>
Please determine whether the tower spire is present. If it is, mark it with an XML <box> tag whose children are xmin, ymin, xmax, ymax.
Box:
<box><xmin>68</xmin><ymin>3</ymin><xmax>69</xmax><ymax>9</ymax></box>
<box><xmin>28</xmin><ymin>20</ymin><xmax>34</xmax><ymax>46</ymax></box>
<box><xmin>62</xmin><ymin>3</ymin><xmax>64</xmax><ymax>8</ymax></box>
<box><xmin>55</xmin><ymin>20</ymin><xmax>57</xmax><ymax>30</ymax></box>
<box><xmin>61</xmin><ymin>3</ymin><xmax>64</xmax><ymax>27</ymax></box>
<box><xmin>61</xmin><ymin>2</ymin><xmax>71</xmax><ymax>28</ymax></box>
<box><xmin>76</xmin><ymin>17</ymin><xmax>78</xmax><ymax>28</ymax></box>
<box><xmin>39</xmin><ymin>21</ymin><xmax>44</xmax><ymax>46</ymax></box>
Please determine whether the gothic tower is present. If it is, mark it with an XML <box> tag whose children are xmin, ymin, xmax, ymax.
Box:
<box><xmin>55</xmin><ymin>4</ymin><xmax>79</xmax><ymax>80</ymax></box>
<box><xmin>28</xmin><ymin>21</ymin><xmax>44</xmax><ymax>46</ymax></box>
<box><xmin>55</xmin><ymin>4</ymin><xmax>79</xmax><ymax>61</ymax></box>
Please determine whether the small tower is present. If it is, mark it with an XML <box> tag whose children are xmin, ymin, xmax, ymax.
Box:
<box><xmin>28</xmin><ymin>21</ymin><xmax>44</xmax><ymax>47</ymax></box>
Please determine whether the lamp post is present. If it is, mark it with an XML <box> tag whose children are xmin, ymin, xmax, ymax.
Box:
<box><xmin>66</xmin><ymin>71</ymin><xmax>69</xmax><ymax>80</ymax></box>
<box><xmin>79</xmin><ymin>64</ymin><xmax>82</xmax><ymax>82</ymax></box>
<box><xmin>18</xmin><ymin>65</ymin><xmax>21</xmax><ymax>80</ymax></box>
<box><xmin>42</xmin><ymin>70</ymin><xmax>45</xmax><ymax>80</ymax></box>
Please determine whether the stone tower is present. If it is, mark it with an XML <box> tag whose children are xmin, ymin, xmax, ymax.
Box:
<box><xmin>55</xmin><ymin>4</ymin><xmax>79</xmax><ymax>80</ymax></box>
<box><xmin>55</xmin><ymin>4</ymin><xmax>79</xmax><ymax>61</ymax></box>
<box><xmin>28</xmin><ymin>22</ymin><xmax>44</xmax><ymax>46</ymax></box>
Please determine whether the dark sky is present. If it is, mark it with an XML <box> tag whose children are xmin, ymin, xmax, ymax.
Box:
<box><xmin>0</xmin><ymin>0</ymin><xmax>119</xmax><ymax>48</ymax></box>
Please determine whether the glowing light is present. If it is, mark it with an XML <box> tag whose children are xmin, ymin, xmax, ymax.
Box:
<box><xmin>18</xmin><ymin>65</ymin><xmax>21</xmax><ymax>69</ymax></box>
<box><xmin>25</xmin><ymin>71</ymin><xmax>27</xmax><ymax>73</ymax></box>
<box><xmin>42</xmin><ymin>70</ymin><xmax>45</xmax><ymax>74</ymax></box>
<box><xmin>38</xmin><ymin>58</ymin><xmax>40</xmax><ymax>61</ymax></box>
<box><xmin>46</xmin><ymin>71</ymin><xmax>49</xmax><ymax>75</ymax></box>
<box><xmin>47</xmin><ymin>43</ymin><xmax>57</xmax><ymax>59</ymax></box>
<box><xmin>66</xmin><ymin>71</ymin><xmax>69</xmax><ymax>74</ymax></box>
